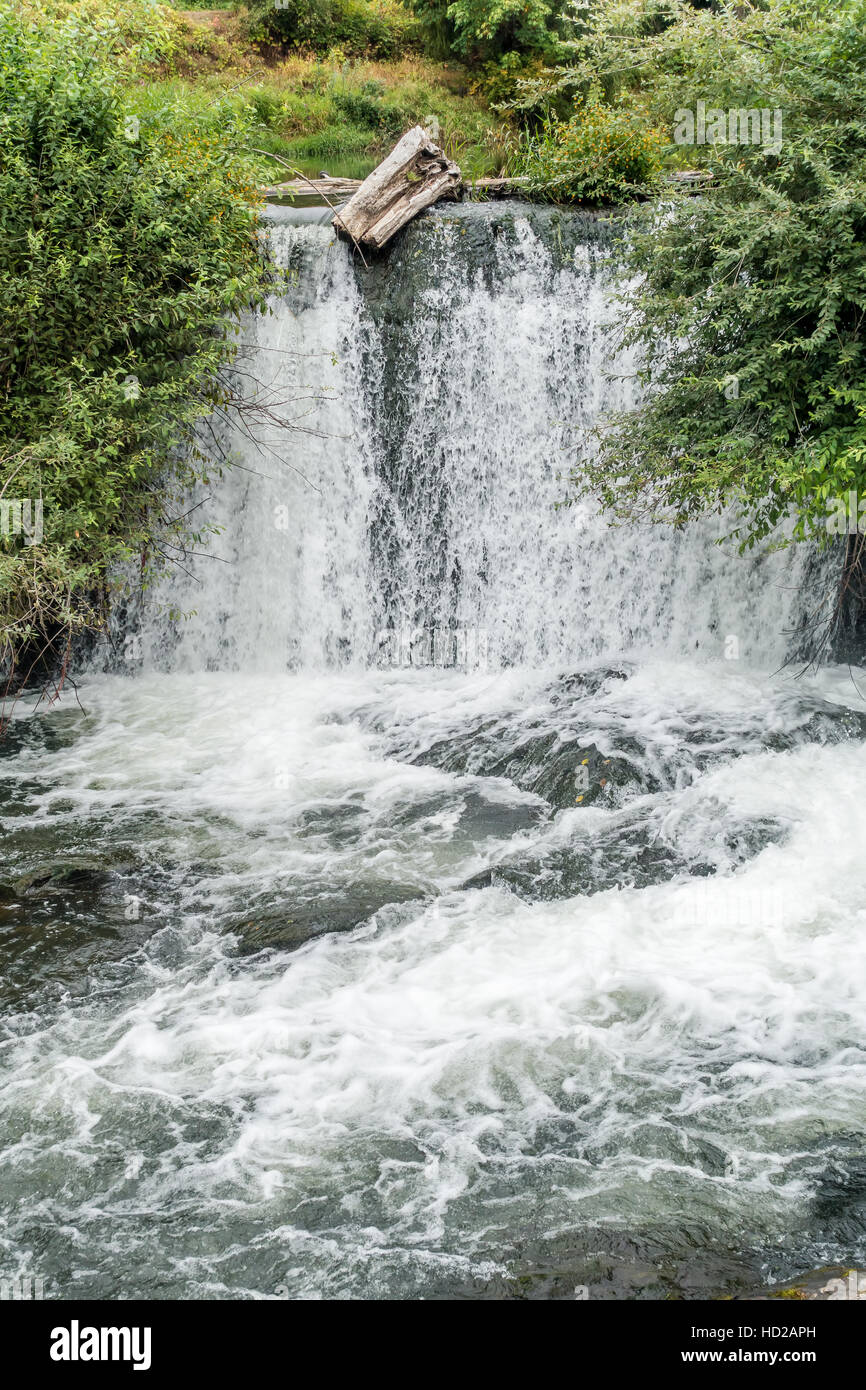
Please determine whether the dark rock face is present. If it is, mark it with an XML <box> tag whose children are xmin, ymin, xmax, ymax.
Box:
<box><xmin>461</xmin><ymin>799</ymin><xmax>794</xmax><ymax>902</ymax></box>
<box><xmin>827</xmin><ymin>537</ymin><xmax>866</xmax><ymax>665</ymax></box>
<box><xmin>347</xmin><ymin>204</ymin><xmax>624</xmax><ymax>645</ymax></box>
<box><xmin>11</xmin><ymin>864</ymin><xmax>114</xmax><ymax>897</ymax></box>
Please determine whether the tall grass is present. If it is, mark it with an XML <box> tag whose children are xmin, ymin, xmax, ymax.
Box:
<box><xmin>130</xmin><ymin>57</ymin><xmax>511</xmax><ymax>179</ymax></box>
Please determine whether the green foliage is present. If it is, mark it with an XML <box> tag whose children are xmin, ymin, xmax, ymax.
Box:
<box><xmin>408</xmin><ymin>0</ymin><xmax>570</xmax><ymax>64</ymax></box>
<box><xmin>519</xmin><ymin>85</ymin><xmax>664</xmax><ymax>203</ymax></box>
<box><xmin>21</xmin><ymin>0</ymin><xmax>189</xmax><ymax>70</ymax></box>
<box><xmin>471</xmin><ymin>51</ymin><xmax>548</xmax><ymax>111</ymax></box>
<box><xmin>331</xmin><ymin>79</ymin><xmax>390</xmax><ymax>127</ymax></box>
<box><xmin>0</xmin><ymin>2</ymin><xmax>271</xmax><ymax>687</ymax></box>
<box><xmin>246</xmin><ymin>0</ymin><xmax>423</xmax><ymax>59</ymax></box>
<box><xmin>131</xmin><ymin>60</ymin><xmax>507</xmax><ymax>180</ymax></box>
<box><xmin>20</xmin><ymin>0</ymin><xmax>253</xmax><ymax>77</ymax></box>
<box><xmin>562</xmin><ymin>0</ymin><xmax>866</xmax><ymax>551</ymax></box>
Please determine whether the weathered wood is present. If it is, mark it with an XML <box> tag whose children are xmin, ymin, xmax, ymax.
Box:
<box><xmin>332</xmin><ymin>126</ymin><xmax>462</xmax><ymax>250</ymax></box>
<box><xmin>262</xmin><ymin>169</ymin><xmax>714</xmax><ymax>205</ymax></box>
<box><xmin>263</xmin><ymin>174</ymin><xmax>529</xmax><ymax>202</ymax></box>
<box><xmin>262</xmin><ymin>176</ymin><xmax>363</xmax><ymax>201</ymax></box>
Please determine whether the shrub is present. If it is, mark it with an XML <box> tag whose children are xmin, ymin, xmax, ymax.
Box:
<box><xmin>408</xmin><ymin>0</ymin><xmax>570</xmax><ymax>64</ymax></box>
<box><xmin>519</xmin><ymin>87</ymin><xmax>664</xmax><ymax>204</ymax></box>
<box><xmin>246</xmin><ymin>0</ymin><xmax>423</xmax><ymax>59</ymax></box>
<box><xmin>331</xmin><ymin>84</ymin><xmax>386</xmax><ymax>127</ymax></box>
<box><xmin>19</xmin><ymin>0</ymin><xmax>252</xmax><ymax>77</ymax></box>
<box><xmin>19</xmin><ymin>0</ymin><xmax>188</xmax><ymax>70</ymax></box>
<box><xmin>0</xmin><ymin>4</ymin><xmax>271</xmax><ymax>691</ymax></box>
<box><xmin>563</xmin><ymin>0</ymin><xmax>866</xmax><ymax>562</ymax></box>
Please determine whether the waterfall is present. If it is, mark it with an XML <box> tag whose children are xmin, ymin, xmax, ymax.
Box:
<box><xmin>138</xmin><ymin>203</ymin><xmax>817</xmax><ymax>674</ymax></box>
<box><xmin>4</xmin><ymin>201</ymin><xmax>864</xmax><ymax>1304</ymax></box>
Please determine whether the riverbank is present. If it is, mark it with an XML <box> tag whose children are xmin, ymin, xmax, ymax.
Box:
<box><xmin>128</xmin><ymin>9</ymin><xmax>512</xmax><ymax>182</ymax></box>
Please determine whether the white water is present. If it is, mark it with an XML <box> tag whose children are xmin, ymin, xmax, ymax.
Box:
<box><xmin>1</xmin><ymin>206</ymin><xmax>863</xmax><ymax>1301</ymax></box>
<box><xmin>140</xmin><ymin>207</ymin><xmax>816</xmax><ymax>673</ymax></box>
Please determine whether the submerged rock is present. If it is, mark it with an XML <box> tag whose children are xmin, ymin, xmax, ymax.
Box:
<box><xmin>444</xmin><ymin>1227</ymin><xmax>760</xmax><ymax>1301</ymax></box>
<box><xmin>463</xmin><ymin>803</ymin><xmax>791</xmax><ymax>902</ymax></box>
<box><xmin>225</xmin><ymin>886</ymin><xmax>425</xmax><ymax>955</ymax></box>
<box><xmin>11</xmin><ymin>863</ymin><xmax>114</xmax><ymax>897</ymax></box>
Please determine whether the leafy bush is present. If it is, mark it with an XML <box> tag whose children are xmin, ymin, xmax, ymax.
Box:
<box><xmin>519</xmin><ymin>87</ymin><xmax>664</xmax><ymax>203</ymax></box>
<box><xmin>20</xmin><ymin>0</ymin><xmax>252</xmax><ymax>77</ymax></box>
<box><xmin>331</xmin><ymin>83</ymin><xmax>388</xmax><ymax>127</ymax></box>
<box><xmin>0</xmin><ymin>3</ymin><xmax>270</xmax><ymax>690</ymax></box>
<box><xmin>20</xmin><ymin>0</ymin><xmax>188</xmax><ymax>70</ymax></box>
<box><xmin>246</xmin><ymin>0</ymin><xmax>423</xmax><ymax>59</ymax></box>
<box><xmin>408</xmin><ymin>0</ymin><xmax>570</xmax><ymax>64</ymax></box>
<box><xmin>563</xmin><ymin>0</ymin><xmax>866</xmax><ymax>559</ymax></box>
<box><xmin>471</xmin><ymin>51</ymin><xmax>549</xmax><ymax>112</ymax></box>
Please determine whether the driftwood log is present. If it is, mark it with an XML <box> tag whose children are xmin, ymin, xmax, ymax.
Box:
<box><xmin>264</xmin><ymin>175</ymin><xmax>526</xmax><ymax>202</ymax></box>
<box><xmin>263</xmin><ymin>171</ymin><xmax>712</xmax><ymax>206</ymax></box>
<box><xmin>262</xmin><ymin>176</ymin><xmax>362</xmax><ymax>201</ymax></box>
<box><xmin>332</xmin><ymin>126</ymin><xmax>462</xmax><ymax>251</ymax></box>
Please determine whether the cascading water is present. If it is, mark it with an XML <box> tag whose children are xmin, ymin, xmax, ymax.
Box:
<box><xmin>141</xmin><ymin>203</ymin><xmax>819</xmax><ymax>672</ymax></box>
<box><xmin>1</xmin><ymin>203</ymin><xmax>864</xmax><ymax>1301</ymax></box>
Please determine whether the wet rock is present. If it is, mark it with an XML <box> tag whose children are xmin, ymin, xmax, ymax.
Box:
<box><xmin>356</xmin><ymin>202</ymin><xmax>616</xmax><ymax>316</ymax></box>
<box><xmin>766</xmin><ymin>699</ymin><xmax>866</xmax><ymax>750</ymax></box>
<box><xmin>0</xmin><ymin>709</ymin><xmax>89</xmax><ymax>759</ymax></box>
<box><xmin>226</xmin><ymin>884</ymin><xmax>424</xmax><ymax>954</ymax></box>
<box><xmin>12</xmin><ymin>864</ymin><xmax>114</xmax><ymax>897</ymax></box>
<box><xmin>391</xmin><ymin>789</ymin><xmax>544</xmax><ymax>838</ymax></box>
<box><xmin>414</xmin><ymin>730</ymin><xmax>650</xmax><ymax>811</ymax></box>
<box><xmin>810</xmin><ymin>1153</ymin><xmax>866</xmax><ymax>1247</ymax></box>
<box><xmin>295</xmin><ymin>800</ymin><xmax>368</xmax><ymax>846</ymax></box>
<box><xmin>549</xmin><ymin>665</ymin><xmax>632</xmax><ymax>701</ymax></box>
<box><xmin>462</xmin><ymin>823</ymin><xmax>691</xmax><ymax>900</ymax></box>
<box><xmin>444</xmin><ymin>1228</ymin><xmax>759</xmax><ymax>1301</ymax></box>
<box><xmin>462</xmin><ymin>805</ymin><xmax>790</xmax><ymax>903</ymax></box>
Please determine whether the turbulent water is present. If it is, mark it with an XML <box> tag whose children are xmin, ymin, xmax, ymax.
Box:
<box><xmin>1</xmin><ymin>204</ymin><xmax>864</xmax><ymax>1301</ymax></box>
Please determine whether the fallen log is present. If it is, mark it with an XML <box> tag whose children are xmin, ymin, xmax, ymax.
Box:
<box><xmin>262</xmin><ymin>176</ymin><xmax>363</xmax><ymax>201</ymax></box>
<box><xmin>332</xmin><ymin>126</ymin><xmax>461</xmax><ymax>251</ymax></box>
<box><xmin>262</xmin><ymin>169</ymin><xmax>714</xmax><ymax>207</ymax></box>
<box><xmin>263</xmin><ymin>175</ymin><xmax>526</xmax><ymax>202</ymax></box>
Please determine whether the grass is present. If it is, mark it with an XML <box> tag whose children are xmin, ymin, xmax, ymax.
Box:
<box><xmin>127</xmin><ymin>13</ymin><xmax>513</xmax><ymax>182</ymax></box>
